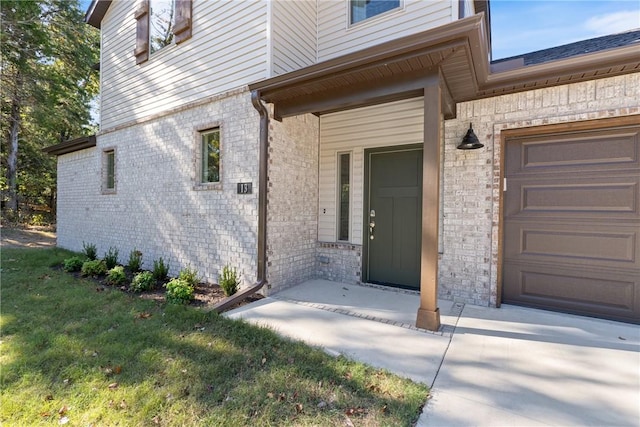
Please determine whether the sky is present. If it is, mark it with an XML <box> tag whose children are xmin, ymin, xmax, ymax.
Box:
<box><xmin>79</xmin><ymin>0</ymin><xmax>640</xmax><ymax>60</ymax></box>
<box><xmin>490</xmin><ymin>0</ymin><xmax>640</xmax><ymax>59</ymax></box>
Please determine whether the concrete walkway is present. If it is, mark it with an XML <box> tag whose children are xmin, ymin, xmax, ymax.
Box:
<box><xmin>225</xmin><ymin>279</ymin><xmax>640</xmax><ymax>426</ymax></box>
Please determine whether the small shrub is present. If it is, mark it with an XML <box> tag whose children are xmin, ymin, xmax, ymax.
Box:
<box><xmin>178</xmin><ymin>266</ymin><xmax>199</xmax><ymax>287</ymax></box>
<box><xmin>127</xmin><ymin>249</ymin><xmax>143</xmax><ymax>272</ymax></box>
<box><xmin>165</xmin><ymin>278</ymin><xmax>194</xmax><ymax>304</ymax></box>
<box><xmin>81</xmin><ymin>259</ymin><xmax>107</xmax><ymax>277</ymax></box>
<box><xmin>103</xmin><ymin>247</ymin><xmax>119</xmax><ymax>269</ymax></box>
<box><xmin>130</xmin><ymin>271</ymin><xmax>155</xmax><ymax>292</ymax></box>
<box><xmin>106</xmin><ymin>266</ymin><xmax>127</xmax><ymax>286</ymax></box>
<box><xmin>29</xmin><ymin>213</ymin><xmax>47</xmax><ymax>226</ymax></box>
<box><xmin>63</xmin><ymin>256</ymin><xmax>84</xmax><ymax>272</ymax></box>
<box><xmin>82</xmin><ymin>242</ymin><xmax>98</xmax><ymax>260</ymax></box>
<box><xmin>152</xmin><ymin>257</ymin><xmax>169</xmax><ymax>281</ymax></box>
<box><xmin>218</xmin><ymin>265</ymin><xmax>240</xmax><ymax>297</ymax></box>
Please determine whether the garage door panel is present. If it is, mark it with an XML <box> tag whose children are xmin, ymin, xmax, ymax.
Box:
<box><xmin>505</xmin><ymin>177</ymin><xmax>639</xmax><ymax>218</ymax></box>
<box><xmin>503</xmin><ymin>263</ymin><xmax>639</xmax><ymax>323</ymax></box>
<box><xmin>506</xmin><ymin>126</ymin><xmax>640</xmax><ymax>175</ymax></box>
<box><xmin>504</xmin><ymin>222</ymin><xmax>639</xmax><ymax>268</ymax></box>
<box><xmin>503</xmin><ymin>121</ymin><xmax>640</xmax><ymax>323</ymax></box>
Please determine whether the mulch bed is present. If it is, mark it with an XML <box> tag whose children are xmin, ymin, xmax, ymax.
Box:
<box><xmin>56</xmin><ymin>265</ymin><xmax>264</xmax><ymax>312</ymax></box>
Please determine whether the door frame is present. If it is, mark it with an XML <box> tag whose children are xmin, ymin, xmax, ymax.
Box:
<box><xmin>362</xmin><ymin>143</ymin><xmax>423</xmax><ymax>288</ymax></box>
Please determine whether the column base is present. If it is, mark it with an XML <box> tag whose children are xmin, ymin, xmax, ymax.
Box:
<box><xmin>416</xmin><ymin>307</ymin><xmax>441</xmax><ymax>331</ymax></box>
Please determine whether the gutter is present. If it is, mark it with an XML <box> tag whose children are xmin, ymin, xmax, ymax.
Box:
<box><xmin>212</xmin><ymin>90</ymin><xmax>269</xmax><ymax>312</ymax></box>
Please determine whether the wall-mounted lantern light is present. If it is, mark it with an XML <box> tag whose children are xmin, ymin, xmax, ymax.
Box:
<box><xmin>457</xmin><ymin>123</ymin><xmax>484</xmax><ymax>150</ymax></box>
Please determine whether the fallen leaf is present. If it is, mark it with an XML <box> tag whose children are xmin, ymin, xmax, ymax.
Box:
<box><xmin>44</xmin><ymin>394</ymin><xmax>53</xmax><ymax>401</ymax></box>
<box><xmin>619</xmin><ymin>336</ymin><xmax>627</xmax><ymax>340</ymax></box>
<box><xmin>38</xmin><ymin>274</ymin><xmax>51</xmax><ymax>280</ymax></box>
<box><xmin>119</xmin><ymin>400</ymin><xmax>127</xmax><ymax>409</ymax></box>
<box><xmin>96</xmin><ymin>287</ymin><xmax>104</xmax><ymax>292</ymax></box>
<box><xmin>295</xmin><ymin>403</ymin><xmax>303</xmax><ymax>413</ymax></box>
<box><xmin>136</xmin><ymin>312</ymin><xmax>152</xmax><ymax>319</ymax></box>
<box><xmin>266</xmin><ymin>392</ymin><xmax>274</xmax><ymax>399</ymax></box>
<box><xmin>108</xmin><ymin>382</ymin><xmax>118</xmax><ymax>390</ymax></box>
<box><xmin>152</xmin><ymin>416</ymin><xmax>161</xmax><ymax>424</ymax></box>
<box><xmin>40</xmin><ymin>412</ymin><xmax>51</xmax><ymax>417</ymax></box>
<box><xmin>343</xmin><ymin>415</ymin><xmax>355</xmax><ymax>427</ymax></box>
<box><xmin>345</xmin><ymin>407</ymin><xmax>365</xmax><ymax>416</ymax></box>
<box><xmin>59</xmin><ymin>416</ymin><xmax>69</xmax><ymax>425</ymax></box>
<box><xmin>278</xmin><ymin>392</ymin><xmax>286</xmax><ymax>401</ymax></box>
<box><xmin>343</xmin><ymin>372</ymin><xmax>352</xmax><ymax>380</ymax></box>
<box><xmin>58</xmin><ymin>405</ymin><xmax>68</xmax><ymax>415</ymax></box>
<box><xmin>113</xmin><ymin>365</ymin><xmax>122</xmax><ymax>374</ymax></box>
<box><xmin>261</xmin><ymin>357</ymin><xmax>267</xmax><ymax>365</ymax></box>
<box><xmin>367</xmin><ymin>384</ymin><xmax>381</xmax><ymax>392</ymax></box>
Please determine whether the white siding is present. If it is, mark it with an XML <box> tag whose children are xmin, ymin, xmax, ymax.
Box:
<box><xmin>100</xmin><ymin>0</ymin><xmax>268</xmax><ymax>130</ymax></box>
<box><xmin>318</xmin><ymin>97</ymin><xmax>424</xmax><ymax>244</ymax></box>
<box><xmin>317</xmin><ymin>0</ymin><xmax>453</xmax><ymax>62</ymax></box>
<box><xmin>461</xmin><ymin>0</ymin><xmax>476</xmax><ymax>18</ymax></box>
<box><xmin>271</xmin><ymin>0</ymin><xmax>317</xmax><ymax>75</ymax></box>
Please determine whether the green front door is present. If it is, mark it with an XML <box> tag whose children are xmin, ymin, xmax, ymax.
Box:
<box><xmin>365</xmin><ymin>146</ymin><xmax>422</xmax><ymax>289</ymax></box>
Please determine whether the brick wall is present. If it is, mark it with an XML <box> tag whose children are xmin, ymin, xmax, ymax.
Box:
<box><xmin>265</xmin><ymin>113</ymin><xmax>320</xmax><ymax>293</ymax></box>
<box><xmin>316</xmin><ymin>242</ymin><xmax>362</xmax><ymax>284</ymax></box>
<box><xmin>441</xmin><ymin>73</ymin><xmax>640</xmax><ymax>306</ymax></box>
<box><xmin>56</xmin><ymin>89</ymin><xmax>261</xmax><ymax>286</ymax></box>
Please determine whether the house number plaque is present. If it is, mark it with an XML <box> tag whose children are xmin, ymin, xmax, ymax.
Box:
<box><xmin>237</xmin><ymin>182</ymin><xmax>252</xmax><ymax>194</ymax></box>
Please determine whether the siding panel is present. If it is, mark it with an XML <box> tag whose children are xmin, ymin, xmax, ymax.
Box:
<box><xmin>271</xmin><ymin>0</ymin><xmax>317</xmax><ymax>75</ymax></box>
<box><xmin>100</xmin><ymin>0</ymin><xmax>268</xmax><ymax>129</ymax></box>
<box><xmin>318</xmin><ymin>97</ymin><xmax>424</xmax><ymax>244</ymax></box>
<box><xmin>318</xmin><ymin>0</ymin><xmax>453</xmax><ymax>61</ymax></box>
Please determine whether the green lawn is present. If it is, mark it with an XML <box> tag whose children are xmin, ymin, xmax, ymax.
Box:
<box><xmin>1</xmin><ymin>248</ymin><xmax>428</xmax><ymax>426</ymax></box>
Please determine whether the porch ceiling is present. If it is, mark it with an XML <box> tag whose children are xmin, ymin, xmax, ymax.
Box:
<box><xmin>250</xmin><ymin>13</ymin><xmax>639</xmax><ymax>119</ymax></box>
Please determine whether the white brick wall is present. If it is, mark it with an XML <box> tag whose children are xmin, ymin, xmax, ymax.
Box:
<box><xmin>57</xmin><ymin>73</ymin><xmax>639</xmax><ymax>307</ymax></box>
<box><xmin>316</xmin><ymin>242</ymin><xmax>361</xmax><ymax>285</ymax></box>
<box><xmin>442</xmin><ymin>73</ymin><xmax>640</xmax><ymax>307</ymax></box>
<box><xmin>57</xmin><ymin>89</ymin><xmax>261</xmax><ymax>286</ymax></box>
<box><xmin>265</xmin><ymin>113</ymin><xmax>320</xmax><ymax>293</ymax></box>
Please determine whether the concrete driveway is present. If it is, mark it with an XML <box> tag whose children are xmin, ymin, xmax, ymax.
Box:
<box><xmin>226</xmin><ymin>280</ymin><xmax>640</xmax><ymax>426</ymax></box>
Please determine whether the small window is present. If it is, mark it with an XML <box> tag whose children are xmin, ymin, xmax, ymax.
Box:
<box><xmin>338</xmin><ymin>152</ymin><xmax>351</xmax><ymax>241</ymax></box>
<box><xmin>150</xmin><ymin>0</ymin><xmax>175</xmax><ymax>54</ymax></box>
<box><xmin>350</xmin><ymin>0</ymin><xmax>400</xmax><ymax>24</ymax></box>
<box><xmin>200</xmin><ymin>129</ymin><xmax>220</xmax><ymax>184</ymax></box>
<box><xmin>102</xmin><ymin>149</ymin><xmax>116</xmax><ymax>193</ymax></box>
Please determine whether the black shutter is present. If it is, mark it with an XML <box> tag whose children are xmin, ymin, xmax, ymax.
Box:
<box><xmin>133</xmin><ymin>0</ymin><xmax>150</xmax><ymax>64</ymax></box>
<box><xmin>174</xmin><ymin>0</ymin><xmax>192</xmax><ymax>44</ymax></box>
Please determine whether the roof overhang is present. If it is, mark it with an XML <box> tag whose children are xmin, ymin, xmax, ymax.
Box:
<box><xmin>85</xmin><ymin>0</ymin><xmax>112</xmax><ymax>29</ymax></box>
<box><xmin>43</xmin><ymin>135</ymin><xmax>97</xmax><ymax>156</ymax></box>
<box><xmin>250</xmin><ymin>13</ymin><xmax>639</xmax><ymax>120</ymax></box>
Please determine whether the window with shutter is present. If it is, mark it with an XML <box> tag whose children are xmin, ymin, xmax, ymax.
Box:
<box><xmin>133</xmin><ymin>0</ymin><xmax>150</xmax><ymax>64</ymax></box>
<box><xmin>133</xmin><ymin>0</ymin><xmax>192</xmax><ymax>64</ymax></box>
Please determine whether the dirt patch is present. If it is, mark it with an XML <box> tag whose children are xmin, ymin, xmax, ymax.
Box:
<box><xmin>1</xmin><ymin>226</ymin><xmax>56</xmax><ymax>249</ymax></box>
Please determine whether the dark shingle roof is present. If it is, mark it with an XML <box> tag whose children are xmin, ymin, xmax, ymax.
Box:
<box><xmin>492</xmin><ymin>29</ymin><xmax>640</xmax><ymax>66</ymax></box>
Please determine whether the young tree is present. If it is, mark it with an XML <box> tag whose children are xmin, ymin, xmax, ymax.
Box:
<box><xmin>1</xmin><ymin>0</ymin><xmax>99</xmax><ymax>217</ymax></box>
